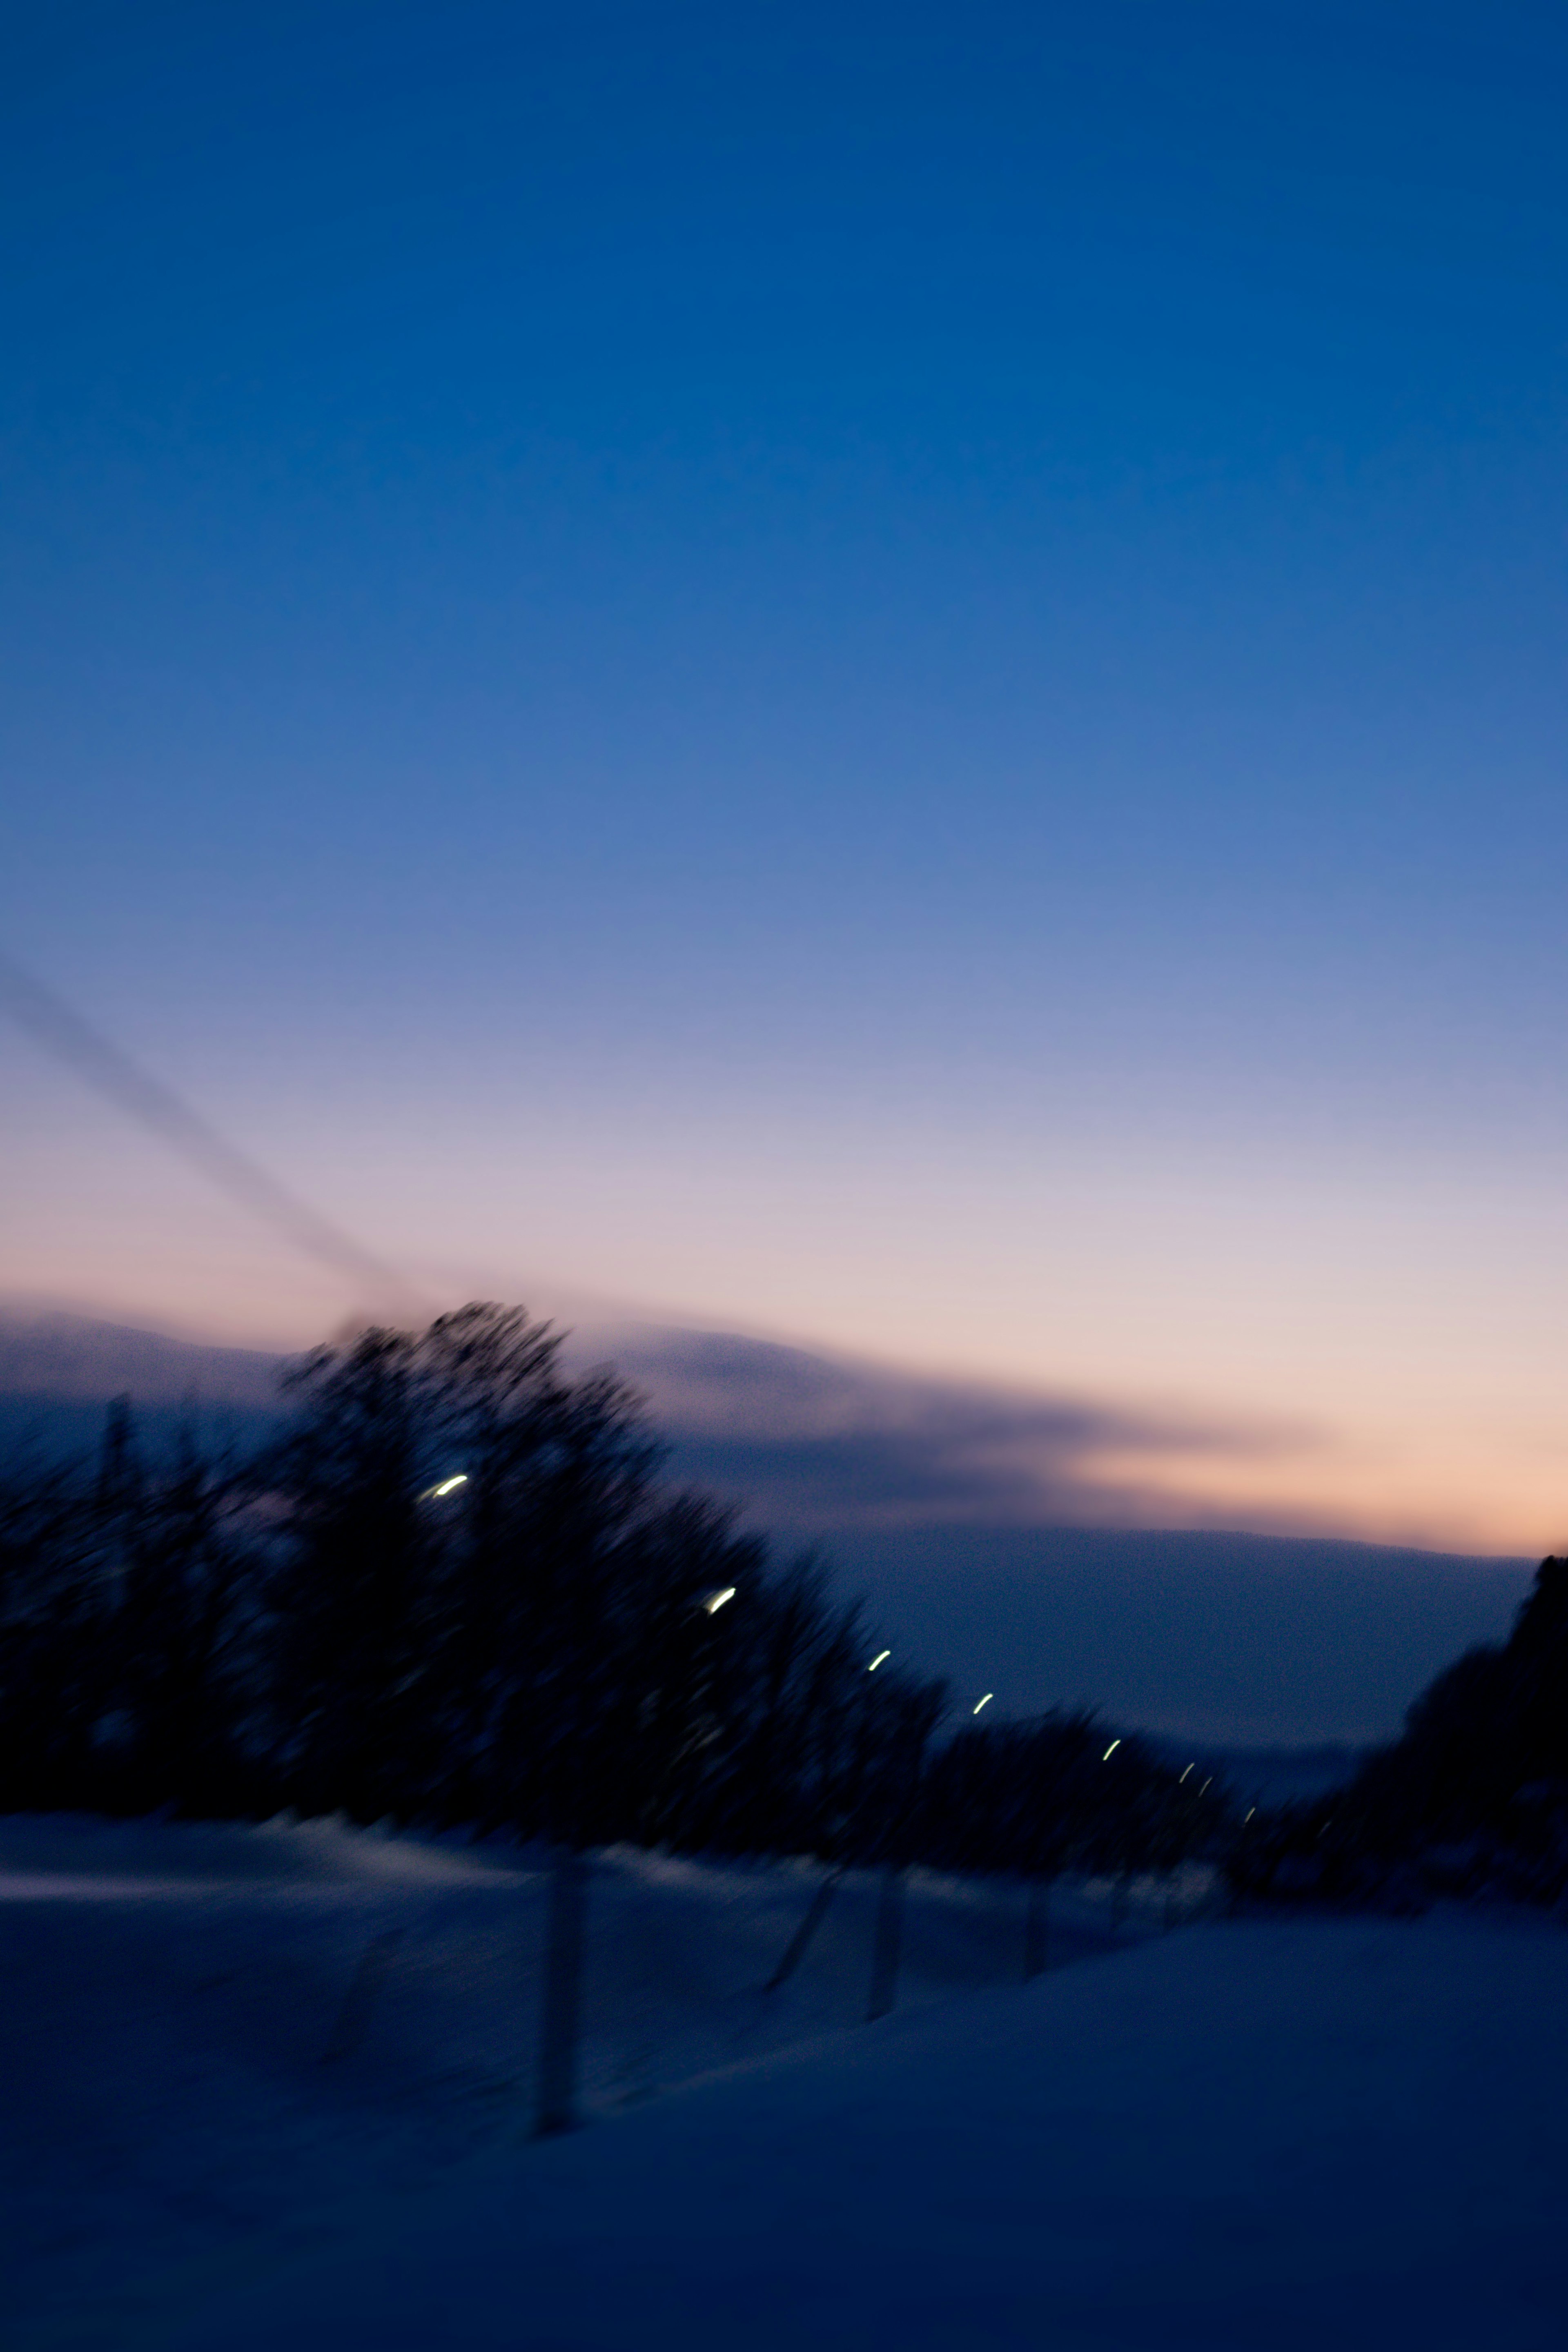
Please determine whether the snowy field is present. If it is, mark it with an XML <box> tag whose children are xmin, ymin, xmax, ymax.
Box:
<box><xmin>2</xmin><ymin>1812</ymin><xmax>1156</xmax><ymax>2337</ymax></box>
<box><xmin>3</xmin><ymin>1817</ymin><xmax>1565</xmax><ymax>2350</ymax></box>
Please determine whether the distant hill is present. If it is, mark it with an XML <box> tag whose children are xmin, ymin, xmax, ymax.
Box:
<box><xmin>0</xmin><ymin>1310</ymin><xmax>291</xmax><ymax>1463</ymax></box>
<box><xmin>813</xmin><ymin>1521</ymin><xmax>1532</xmax><ymax>1748</ymax></box>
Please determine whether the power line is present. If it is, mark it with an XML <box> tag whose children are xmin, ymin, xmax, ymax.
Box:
<box><xmin>0</xmin><ymin>944</ymin><xmax>427</xmax><ymax>1318</ymax></box>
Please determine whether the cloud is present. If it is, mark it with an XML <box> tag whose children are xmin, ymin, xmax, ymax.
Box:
<box><xmin>1</xmin><ymin>1296</ymin><xmax>1312</xmax><ymax>1532</ymax></box>
<box><xmin>573</xmin><ymin>1323</ymin><xmax>1314</xmax><ymax>1534</ymax></box>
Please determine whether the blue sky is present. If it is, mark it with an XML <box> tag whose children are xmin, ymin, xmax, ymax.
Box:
<box><xmin>3</xmin><ymin>0</ymin><xmax>1566</xmax><ymax>1546</ymax></box>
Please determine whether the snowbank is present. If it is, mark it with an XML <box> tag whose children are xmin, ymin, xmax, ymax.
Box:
<box><xmin>5</xmin><ymin>1817</ymin><xmax>1563</xmax><ymax>2349</ymax></box>
<box><xmin>3</xmin><ymin>1811</ymin><xmax>1142</xmax><ymax>2334</ymax></box>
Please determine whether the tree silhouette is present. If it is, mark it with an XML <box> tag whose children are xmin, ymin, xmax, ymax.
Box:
<box><xmin>1229</xmin><ymin>1552</ymin><xmax>1568</xmax><ymax>1909</ymax></box>
<box><xmin>0</xmin><ymin>1301</ymin><xmax>1216</xmax><ymax>1884</ymax></box>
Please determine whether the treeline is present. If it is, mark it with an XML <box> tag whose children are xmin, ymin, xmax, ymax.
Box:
<box><xmin>0</xmin><ymin>1303</ymin><xmax>1217</xmax><ymax>1877</ymax></box>
<box><xmin>1229</xmin><ymin>1554</ymin><xmax>1568</xmax><ymax>1911</ymax></box>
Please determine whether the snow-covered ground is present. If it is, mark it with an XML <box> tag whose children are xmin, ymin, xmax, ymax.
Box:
<box><xmin>2</xmin><ymin>1812</ymin><xmax>1160</xmax><ymax>2335</ymax></box>
<box><xmin>4</xmin><ymin>1816</ymin><xmax>1564</xmax><ymax>2349</ymax></box>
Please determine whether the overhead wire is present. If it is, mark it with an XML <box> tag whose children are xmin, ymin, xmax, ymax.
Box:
<box><xmin>0</xmin><ymin>943</ymin><xmax>428</xmax><ymax>1321</ymax></box>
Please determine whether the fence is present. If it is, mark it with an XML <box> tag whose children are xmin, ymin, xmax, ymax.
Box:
<box><xmin>309</xmin><ymin>1846</ymin><xmax>1221</xmax><ymax>2138</ymax></box>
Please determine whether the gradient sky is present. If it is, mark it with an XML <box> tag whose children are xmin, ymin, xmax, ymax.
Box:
<box><xmin>3</xmin><ymin>1</ymin><xmax>1566</xmax><ymax>1552</ymax></box>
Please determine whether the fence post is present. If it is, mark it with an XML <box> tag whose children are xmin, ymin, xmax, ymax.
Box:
<box><xmin>764</xmin><ymin>1865</ymin><xmax>844</xmax><ymax>1993</ymax></box>
<box><xmin>1023</xmin><ymin>1879</ymin><xmax>1049</xmax><ymax>1980</ymax></box>
<box><xmin>866</xmin><ymin>1863</ymin><xmax>904</xmax><ymax>2022</ymax></box>
<box><xmin>534</xmin><ymin>1847</ymin><xmax>588</xmax><ymax>2137</ymax></box>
